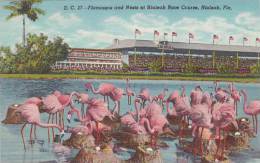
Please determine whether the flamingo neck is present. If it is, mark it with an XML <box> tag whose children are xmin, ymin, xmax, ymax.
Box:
<box><xmin>134</xmin><ymin>100</ymin><xmax>140</xmax><ymax>122</ymax></box>
<box><xmin>143</xmin><ymin>118</ymin><xmax>154</xmax><ymax>134</ymax></box>
<box><xmin>90</xmin><ymin>84</ymin><xmax>99</xmax><ymax>94</ymax></box>
<box><xmin>36</xmin><ymin>122</ymin><xmax>62</xmax><ymax>132</ymax></box>
<box><xmin>241</xmin><ymin>91</ymin><xmax>247</xmax><ymax>112</ymax></box>
<box><xmin>71</xmin><ymin>107</ymin><xmax>84</xmax><ymax>122</ymax></box>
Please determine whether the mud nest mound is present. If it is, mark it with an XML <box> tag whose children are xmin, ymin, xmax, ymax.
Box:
<box><xmin>63</xmin><ymin>133</ymin><xmax>95</xmax><ymax>149</ymax></box>
<box><xmin>112</xmin><ymin>131</ymin><xmax>151</xmax><ymax>148</ymax></box>
<box><xmin>2</xmin><ymin>104</ymin><xmax>25</xmax><ymax>124</ymax></box>
<box><xmin>71</xmin><ymin>144</ymin><xmax>121</xmax><ymax>163</ymax></box>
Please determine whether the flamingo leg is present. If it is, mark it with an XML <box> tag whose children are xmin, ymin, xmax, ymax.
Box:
<box><xmin>215</xmin><ymin>128</ymin><xmax>220</xmax><ymax>160</ymax></box>
<box><xmin>62</xmin><ymin>110</ymin><xmax>64</xmax><ymax>129</ymax></box>
<box><xmin>58</xmin><ymin>111</ymin><xmax>61</xmax><ymax>127</ymax></box>
<box><xmin>33</xmin><ymin>124</ymin><xmax>37</xmax><ymax>140</ymax></box>
<box><xmin>235</xmin><ymin>101</ymin><xmax>238</xmax><ymax>117</ymax></box>
<box><xmin>47</xmin><ymin>114</ymin><xmax>51</xmax><ymax>143</ymax></box>
<box><xmin>255</xmin><ymin>115</ymin><xmax>258</xmax><ymax>134</ymax></box>
<box><xmin>221</xmin><ymin>129</ymin><xmax>225</xmax><ymax>160</ymax></box>
<box><xmin>55</xmin><ymin>113</ymin><xmax>58</xmax><ymax>125</ymax></box>
<box><xmin>192</xmin><ymin>127</ymin><xmax>198</xmax><ymax>155</ymax></box>
<box><xmin>103</xmin><ymin>96</ymin><xmax>106</xmax><ymax>102</ymax></box>
<box><xmin>51</xmin><ymin>114</ymin><xmax>55</xmax><ymax>142</ymax></box>
<box><xmin>21</xmin><ymin>123</ymin><xmax>27</xmax><ymax>150</ymax></box>
<box><xmin>118</xmin><ymin>101</ymin><xmax>121</xmax><ymax>115</ymax></box>
<box><xmin>107</xmin><ymin>96</ymin><xmax>110</xmax><ymax>110</ymax></box>
<box><xmin>81</xmin><ymin>104</ymin><xmax>85</xmax><ymax>118</ymax></box>
<box><xmin>30</xmin><ymin>124</ymin><xmax>33</xmax><ymax>145</ymax></box>
<box><xmin>200</xmin><ymin>127</ymin><xmax>204</xmax><ymax>156</ymax></box>
<box><xmin>252</xmin><ymin>115</ymin><xmax>255</xmax><ymax>134</ymax></box>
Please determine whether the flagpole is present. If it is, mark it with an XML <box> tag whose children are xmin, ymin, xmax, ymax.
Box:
<box><xmin>257</xmin><ymin>53</ymin><xmax>260</xmax><ymax>68</ymax></box>
<box><xmin>188</xmin><ymin>49</ymin><xmax>191</xmax><ymax>67</ymax></box>
<box><xmin>212</xmin><ymin>51</ymin><xmax>215</xmax><ymax>69</ymax></box>
<box><xmin>236</xmin><ymin>52</ymin><xmax>239</xmax><ymax>69</ymax></box>
<box><xmin>134</xmin><ymin>31</ymin><xmax>137</xmax><ymax>66</ymax></box>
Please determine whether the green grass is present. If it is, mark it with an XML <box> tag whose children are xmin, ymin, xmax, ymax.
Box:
<box><xmin>0</xmin><ymin>73</ymin><xmax>259</xmax><ymax>83</ymax></box>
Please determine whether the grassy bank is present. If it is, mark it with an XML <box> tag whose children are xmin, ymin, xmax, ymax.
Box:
<box><xmin>0</xmin><ymin>73</ymin><xmax>259</xmax><ymax>83</ymax></box>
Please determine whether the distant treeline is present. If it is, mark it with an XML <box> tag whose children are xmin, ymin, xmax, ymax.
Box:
<box><xmin>0</xmin><ymin>33</ymin><xmax>69</xmax><ymax>73</ymax></box>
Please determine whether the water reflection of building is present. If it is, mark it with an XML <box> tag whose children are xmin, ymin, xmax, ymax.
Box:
<box><xmin>53</xmin><ymin>48</ymin><xmax>122</xmax><ymax>71</ymax></box>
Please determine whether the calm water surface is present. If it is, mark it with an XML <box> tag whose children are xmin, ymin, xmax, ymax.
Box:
<box><xmin>0</xmin><ymin>78</ymin><xmax>260</xmax><ymax>163</ymax></box>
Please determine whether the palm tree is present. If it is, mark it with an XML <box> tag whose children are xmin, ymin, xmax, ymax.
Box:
<box><xmin>4</xmin><ymin>0</ymin><xmax>45</xmax><ymax>47</ymax></box>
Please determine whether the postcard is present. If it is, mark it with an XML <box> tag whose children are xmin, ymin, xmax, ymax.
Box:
<box><xmin>0</xmin><ymin>0</ymin><xmax>260</xmax><ymax>162</ymax></box>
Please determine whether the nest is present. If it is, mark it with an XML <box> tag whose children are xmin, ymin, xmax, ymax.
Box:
<box><xmin>112</xmin><ymin>131</ymin><xmax>151</xmax><ymax>148</ymax></box>
<box><xmin>2</xmin><ymin>104</ymin><xmax>25</xmax><ymax>124</ymax></box>
<box><xmin>126</xmin><ymin>146</ymin><xmax>162</xmax><ymax>163</ymax></box>
<box><xmin>71</xmin><ymin>145</ymin><xmax>120</xmax><ymax>163</ymax></box>
<box><xmin>63</xmin><ymin>133</ymin><xmax>95</xmax><ymax>149</ymax></box>
<box><xmin>225</xmin><ymin>131</ymin><xmax>250</xmax><ymax>151</ymax></box>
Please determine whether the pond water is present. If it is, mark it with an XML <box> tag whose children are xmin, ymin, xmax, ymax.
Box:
<box><xmin>0</xmin><ymin>78</ymin><xmax>260</xmax><ymax>163</ymax></box>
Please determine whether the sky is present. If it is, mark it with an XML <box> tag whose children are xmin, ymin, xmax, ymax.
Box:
<box><xmin>0</xmin><ymin>0</ymin><xmax>260</xmax><ymax>49</ymax></box>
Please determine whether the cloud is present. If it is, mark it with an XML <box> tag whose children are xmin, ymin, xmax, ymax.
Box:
<box><xmin>48</xmin><ymin>12</ymin><xmax>82</xmax><ymax>27</ymax></box>
<box><xmin>0</xmin><ymin>10</ymin><xmax>259</xmax><ymax>49</ymax></box>
<box><xmin>103</xmin><ymin>12</ymin><xmax>260</xmax><ymax>46</ymax></box>
<box><xmin>235</xmin><ymin>12</ymin><xmax>260</xmax><ymax>31</ymax></box>
<box><xmin>64</xmin><ymin>29</ymin><xmax>126</xmax><ymax>48</ymax></box>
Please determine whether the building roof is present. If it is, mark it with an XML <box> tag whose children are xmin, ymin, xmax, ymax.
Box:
<box><xmin>107</xmin><ymin>39</ymin><xmax>260</xmax><ymax>57</ymax></box>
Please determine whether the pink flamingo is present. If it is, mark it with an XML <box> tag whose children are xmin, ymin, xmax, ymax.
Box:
<box><xmin>228</xmin><ymin>83</ymin><xmax>240</xmax><ymax>116</ymax></box>
<box><xmin>43</xmin><ymin>92</ymin><xmax>78</xmax><ymax>142</ymax></box>
<box><xmin>201</xmin><ymin>92</ymin><xmax>213</xmax><ymax>113</ymax></box>
<box><xmin>143</xmin><ymin>114</ymin><xmax>169</xmax><ymax>146</ymax></box>
<box><xmin>109</xmin><ymin>87</ymin><xmax>124</xmax><ymax>116</ymax></box>
<box><xmin>75</xmin><ymin>93</ymin><xmax>89</xmax><ymax>118</ymax></box>
<box><xmin>240</xmin><ymin>89</ymin><xmax>260</xmax><ymax>134</ymax></box>
<box><xmin>212</xmin><ymin>102</ymin><xmax>238</xmax><ymax>160</ymax></box>
<box><xmin>16</xmin><ymin>103</ymin><xmax>63</xmax><ymax>150</ymax></box>
<box><xmin>120</xmin><ymin>114</ymin><xmax>147</xmax><ymax>134</ymax></box>
<box><xmin>138</xmin><ymin>88</ymin><xmax>152</xmax><ymax>107</ymax></box>
<box><xmin>69</xmin><ymin>98</ymin><xmax>113</xmax><ymax>124</ymax></box>
<box><xmin>22</xmin><ymin>97</ymin><xmax>43</xmax><ymax>141</ymax></box>
<box><xmin>214</xmin><ymin>81</ymin><xmax>229</xmax><ymax>103</ymax></box>
<box><xmin>24</xmin><ymin>97</ymin><xmax>42</xmax><ymax>106</ymax></box>
<box><xmin>144</xmin><ymin>101</ymin><xmax>163</xmax><ymax>119</ymax></box>
<box><xmin>69</xmin><ymin>98</ymin><xmax>113</xmax><ymax>143</ymax></box>
<box><xmin>167</xmin><ymin>90</ymin><xmax>191</xmax><ymax>124</ymax></box>
<box><xmin>125</xmin><ymin>78</ymin><xmax>135</xmax><ymax>105</ymax></box>
<box><xmin>156</xmin><ymin>88</ymin><xmax>168</xmax><ymax>107</ymax></box>
<box><xmin>190</xmin><ymin>104</ymin><xmax>213</xmax><ymax>156</ymax></box>
<box><xmin>190</xmin><ymin>86</ymin><xmax>203</xmax><ymax>106</ymax></box>
<box><xmin>85</xmin><ymin>82</ymin><xmax>115</xmax><ymax>109</ymax></box>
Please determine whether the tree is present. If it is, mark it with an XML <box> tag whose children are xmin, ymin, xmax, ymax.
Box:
<box><xmin>4</xmin><ymin>0</ymin><xmax>45</xmax><ymax>47</ymax></box>
<box><xmin>0</xmin><ymin>33</ymin><xmax>69</xmax><ymax>74</ymax></box>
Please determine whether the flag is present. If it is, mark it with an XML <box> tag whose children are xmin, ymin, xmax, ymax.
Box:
<box><xmin>135</xmin><ymin>29</ymin><xmax>141</xmax><ymax>35</ymax></box>
<box><xmin>243</xmin><ymin>37</ymin><xmax>248</xmax><ymax>41</ymax></box>
<box><xmin>213</xmin><ymin>34</ymin><xmax>219</xmax><ymax>40</ymax></box>
<box><xmin>189</xmin><ymin>33</ymin><xmax>194</xmax><ymax>39</ymax></box>
<box><xmin>256</xmin><ymin>37</ymin><xmax>260</xmax><ymax>42</ymax></box>
<box><xmin>172</xmin><ymin>32</ymin><xmax>177</xmax><ymax>36</ymax></box>
<box><xmin>229</xmin><ymin>36</ymin><xmax>234</xmax><ymax>41</ymax></box>
<box><xmin>154</xmin><ymin>30</ymin><xmax>159</xmax><ymax>36</ymax></box>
